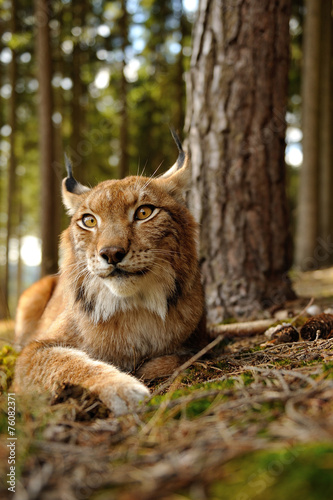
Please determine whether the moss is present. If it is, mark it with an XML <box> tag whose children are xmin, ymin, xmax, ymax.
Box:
<box><xmin>208</xmin><ymin>444</ymin><xmax>333</xmax><ymax>500</ymax></box>
<box><xmin>274</xmin><ymin>359</ymin><xmax>293</xmax><ymax>367</ymax></box>
<box><xmin>323</xmin><ymin>362</ymin><xmax>333</xmax><ymax>372</ymax></box>
<box><xmin>213</xmin><ymin>318</ymin><xmax>239</xmax><ymax>326</ymax></box>
<box><xmin>241</xmin><ymin>371</ymin><xmax>254</xmax><ymax>385</ymax></box>
<box><xmin>173</xmin><ymin>398</ymin><xmax>214</xmax><ymax>420</ymax></box>
<box><xmin>0</xmin><ymin>345</ymin><xmax>19</xmax><ymax>393</ymax></box>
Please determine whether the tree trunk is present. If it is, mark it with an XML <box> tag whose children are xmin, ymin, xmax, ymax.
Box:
<box><xmin>318</xmin><ymin>0</ymin><xmax>333</xmax><ymax>260</ymax></box>
<box><xmin>0</xmin><ymin>286</ymin><xmax>9</xmax><ymax>320</ymax></box>
<box><xmin>119</xmin><ymin>0</ymin><xmax>129</xmax><ymax>179</ymax></box>
<box><xmin>16</xmin><ymin>179</ymin><xmax>23</xmax><ymax>300</ymax></box>
<box><xmin>4</xmin><ymin>0</ymin><xmax>18</xmax><ymax>312</ymax></box>
<box><xmin>70</xmin><ymin>0</ymin><xmax>87</xmax><ymax>183</ymax></box>
<box><xmin>185</xmin><ymin>0</ymin><xmax>294</xmax><ymax>322</ymax></box>
<box><xmin>35</xmin><ymin>0</ymin><xmax>60</xmax><ymax>276</ymax></box>
<box><xmin>294</xmin><ymin>0</ymin><xmax>321</xmax><ymax>269</ymax></box>
<box><xmin>174</xmin><ymin>0</ymin><xmax>186</xmax><ymax>133</ymax></box>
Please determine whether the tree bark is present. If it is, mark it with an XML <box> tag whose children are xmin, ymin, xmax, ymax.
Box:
<box><xmin>185</xmin><ymin>0</ymin><xmax>294</xmax><ymax>322</ymax></box>
<box><xmin>4</xmin><ymin>0</ymin><xmax>18</xmax><ymax>313</ymax></box>
<box><xmin>70</xmin><ymin>0</ymin><xmax>87</xmax><ymax>183</ymax></box>
<box><xmin>174</xmin><ymin>0</ymin><xmax>186</xmax><ymax>133</ymax></box>
<box><xmin>0</xmin><ymin>286</ymin><xmax>9</xmax><ymax>319</ymax></box>
<box><xmin>16</xmin><ymin>180</ymin><xmax>23</xmax><ymax>300</ymax></box>
<box><xmin>119</xmin><ymin>0</ymin><xmax>129</xmax><ymax>179</ymax></box>
<box><xmin>318</xmin><ymin>1</ymin><xmax>333</xmax><ymax>257</ymax></box>
<box><xmin>35</xmin><ymin>0</ymin><xmax>60</xmax><ymax>276</ymax></box>
<box><xmin>294</xmin><ymin>0</ymin><xmax>321</xmax><ymax>269</ymax></box>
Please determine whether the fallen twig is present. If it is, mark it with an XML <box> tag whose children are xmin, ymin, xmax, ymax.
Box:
<box><xmin>242</xmin><ymin>365</ymin><xmax>317</xmax><ymax>388</ymax></box>
<box><xmin>209</xmin><ymin>319</ymin><xmax>276</xmax><ymax>338</ymax></box>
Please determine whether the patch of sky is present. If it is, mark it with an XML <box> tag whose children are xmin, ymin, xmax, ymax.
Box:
<box><xmin>60</xmin><ymin>77</ymin><xmax>73</xmax><ymax>90</ymax></box>
<box><xmin>97</xmin><ymin>24</ymin><xmax>111</xmax><ymax>37</ymax></box>
<box><xmin>183</xmin><ymin>0</ymin><xmax>198</xmax><ymax>13</ymax></box>
<box><xmin>168</xmin><ymin>41</ymin><xmax>182</xmax><ymax>55</ymax></box>
<box><xmin>127</xmin><ymin>0</ymin><xmax>141</xmax><ymax>15</ymax></box>
<box><xmin>132</xmin><ymin>11</ymin><xmax>149</xmax><ymax>23</ymax></box>
<box><xmin>0</xmin><ymin>48</ymin><xmax>12</xmax><ymax>64</ymax></box>
<box><xmin>1</xmin><ymin>125</ymin><xmax>12</xmax><ymax>137</ymax></box>
<box><xmin>0</xmin><ymin>84</ymin><xmax>12</xmax><ymax>99</ymax></box>
<box><xmin>20</xmin><ymin>52</ymin><xmax>31</xmax><ymax>63</ymax></box>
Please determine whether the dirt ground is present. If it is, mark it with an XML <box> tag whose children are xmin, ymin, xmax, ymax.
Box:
<box><xmin>1</xmin><ymin>270</ymin><xmax>333</xmax><ymax>500</ymax></box>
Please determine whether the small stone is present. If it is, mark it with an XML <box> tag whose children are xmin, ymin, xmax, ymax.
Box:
<box><xmin>274</xmin><ymin>310</ymin><xmax>289</xmax><ymax>320</ymax></box>
<box><xmin>306</xmin><ymin>305</ymin><xmax>321</xmax><ymax>316</ymax></box>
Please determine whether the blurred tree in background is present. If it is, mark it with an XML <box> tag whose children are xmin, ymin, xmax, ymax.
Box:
<box><xmin>295</xmin><ymin>0</ymin><xmax>333</xmax><ymax>270</ymax></box>
<box><xmin>35</xmin><ymin>0</ymin><xmax>61</xmax><ymax>277</ymax></box>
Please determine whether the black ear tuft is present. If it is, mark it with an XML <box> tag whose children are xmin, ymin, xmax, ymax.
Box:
<box><xmin>170</xmin><ymin>127</ymin><xmax>185</xmax><ymax>170</ymax></box>
<box><xmin>64</xmin><ymin>154</ymin><xmax>78</xmax><ymax>193</ymax></box>
<box><xmin>64</xmin><ymin>153</ymin><xmax>73</xmax><ymax>178</ymax></box>
<box><xmin>65</xmin><ymin>176</ymin><xmax>78</xmax><ymax>193</ymax></box>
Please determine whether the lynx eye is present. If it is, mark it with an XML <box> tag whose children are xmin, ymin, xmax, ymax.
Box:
<box><xmin>82</xmin><ymin>214</ymin><xmax>97</xmax><ymax>228</ymax></box>
<box><xmin>135</xmin><ymin>205</ymin><xmax>154</xmax><ymax>220</ymax></box>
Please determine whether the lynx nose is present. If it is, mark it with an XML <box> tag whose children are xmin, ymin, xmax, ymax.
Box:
<box><xmin>99</xmin><ymin>246</ymin><xmax>127</xmax><ymax>265</ymax></box>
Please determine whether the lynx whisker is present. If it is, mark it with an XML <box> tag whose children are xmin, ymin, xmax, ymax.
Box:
<box><xmin>149</xmin><ymin>249</ymin><xmax>182</xmax><ymax>256</ymax></box>
<box><xmin>141</xmin><ymin>161</ymin><xmax>164</xmax><ymax>190</ymax></box>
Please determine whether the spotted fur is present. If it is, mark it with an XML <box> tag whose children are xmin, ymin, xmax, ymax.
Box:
<box><xmin>14</xmin><ymin>145</ymin><xmax>207</xmax><ymax>415</ymax></box>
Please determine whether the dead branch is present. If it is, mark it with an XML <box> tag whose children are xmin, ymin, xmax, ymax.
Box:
<box><xmin>208</xmin><ymin>319</ymin><xmax>276</xmax><ymax>338</ymax></box>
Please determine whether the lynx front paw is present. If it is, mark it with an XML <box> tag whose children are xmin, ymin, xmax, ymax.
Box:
<box><xmin>98</xmin><ymin>376</ymin><xmax>150</xmax><ymax>416</ymax></box>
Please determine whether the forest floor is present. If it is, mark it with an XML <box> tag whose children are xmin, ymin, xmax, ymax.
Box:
<box><xmin>2</xmin><ymin>271</ymin><xmax>333</xmax><ymax>499</ymax></box>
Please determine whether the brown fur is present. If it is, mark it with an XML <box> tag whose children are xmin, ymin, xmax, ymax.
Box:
<box><xmin>15</xmin><ymin>275</ymin><xmax>58</xmax><ymax>348</ymax></box>
<box><xmin>14</xmin><ymin>151</ymin><xmax>208</xmax><ymax>415</ymax></box>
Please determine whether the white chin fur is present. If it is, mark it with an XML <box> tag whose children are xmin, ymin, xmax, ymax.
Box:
<box><xmin>103</xmin><ymin>275</ymin><xmax>142</xmax><ymax>298</ymax></box>
<box><xmin>83</xmin><ymin>266</ymin><xmax>176</xmax><ymax>324</ymax></box>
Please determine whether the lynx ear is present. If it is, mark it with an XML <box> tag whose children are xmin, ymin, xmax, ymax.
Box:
<box><xmin>155</xmin><ymin>129</ymin><xmax>191</xmax><ymax>201</ymax></box>
<box><xmin>62</xmin><ymin>154</ymin><xmax>90</xmax><ymax>216</ymax></box>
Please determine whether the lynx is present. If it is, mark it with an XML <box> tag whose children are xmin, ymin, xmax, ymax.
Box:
<box><xmin>14</xmin><ymin>132</ymin><xmax>207</xmax><ymax>415</ymax></box>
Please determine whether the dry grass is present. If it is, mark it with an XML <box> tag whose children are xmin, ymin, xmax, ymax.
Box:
<box><xmin>2</xmin><ymin>279</ymin><xmax>333</xmax><ymax>499</ymax></box>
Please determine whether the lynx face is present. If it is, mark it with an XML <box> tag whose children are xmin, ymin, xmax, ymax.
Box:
<box><xmin>62</xmin><ymin>149</ymin><xmax>199</xmax><ymax>322</ymax></box>
<box><xmin>70</xmin><ymin>178</ymin><xmax>184</xmax><ymax>296</ymax></box>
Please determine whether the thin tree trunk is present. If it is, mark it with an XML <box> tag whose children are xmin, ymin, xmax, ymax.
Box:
<box><xmin>70</xmin><ymin>0</ymin><xmax>87</xmax><ymax>182</ymax></box>
<box><xmin>0</xmin><ymin>286</ymin><xmax>9</xmax><ymax>319</ymax></box>
<box><xmin>295</xmin><ymin>0</ymin><xmax>321</xmax><ymax>269</ymax></box>
<box><xmin>0</xmin><ymin>39</ymin><xmax>7</xmax><ymax>319</ymax></box>
<box><xmin>119</xmin><ymin>0</ymin><xmax>129</xmax><ymax>179</ymax></box>
<box><xmin>35</xmin><ymin>0</ymin><xmax>59</xmax><ymax>276</ymax></box>
<box><xmin>331</xmin><ymin>11</ymin><xmax>333</xmax><ymax>240</ymax></box>
<box><xmin>319</xmin><ymin>0</ymin><xmax>333</xmax><ymax>261</ymax></box>
<box><xmin>174</xmin><ymin>0</ymin><xmax>186</xmax><ymax>133</ymax></box>
<box><xmin>186</xmin><ymin>0</ymin><xmax>294</xmax><ymax>322</ymax></box>
<box><xmin>16</xmin><ymin>180</ymin><xmax>23</xmax><ymax>300</ymax></box>
<box><xmin>4</xmin><ymin>0</ymin><xmax>17</xmax><ymax>312</ymax></box>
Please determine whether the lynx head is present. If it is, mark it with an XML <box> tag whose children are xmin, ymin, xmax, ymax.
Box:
<box><xmin>61</xmin><ymin>132</ymin><xmax>199</xmax><ymax>321</ymax></box>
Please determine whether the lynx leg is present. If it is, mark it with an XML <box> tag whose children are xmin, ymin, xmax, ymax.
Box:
<box><xmin>14</xmin><ymin>341</ymin><xmax>149</xmax><ymax>415</ymax></box>
<box><xmin>136</xmin><ymin>354</ymin><xmax>189</xmax><ymax>380</ymax></box>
